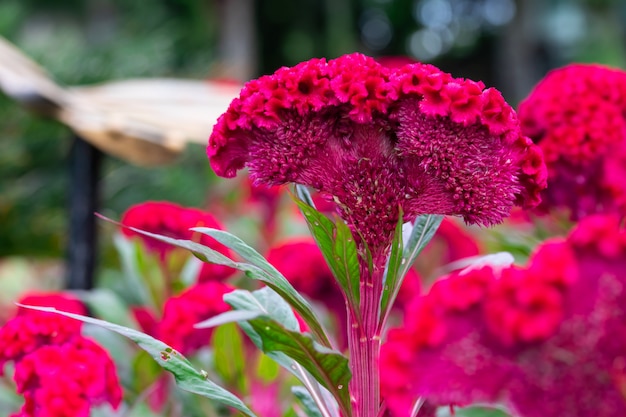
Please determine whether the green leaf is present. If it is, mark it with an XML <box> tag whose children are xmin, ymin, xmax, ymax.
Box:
<box><xmin>132</xmin><ymin>350</ymin><xmax>164</xmax><ymax>394</ymax></box>
<box><xmin>379</xmin><ymin>211</ymin><xmax>404</xmax><ymax>323</ymax></box>
<box><xmin>248</xmin><ymin>318</ymin><xmax>350</xmax><ymax>417</ymax></box>
<box><xmin>77</xmin><ymin>288</ymin><xmax>138</xmax><ymax>329</ymax></box>
<box><xmin>191</xmin><ymin>227</ymin><xmax>284</xmax><ymax>279</ymax></box>
<box><xmin>224</xmin><ymin>288</ymin><xmax>351</xmax><ymax>417</ymax></box>
<box><xmin>212</xmin><ymin>323</ymin><xmax>246</xmax><ymax>391</ymax></box>
<box><xmin>438</xmin><ymin>405</ymin><xmax>511</xmax><ymax>417</ymax></box>
<box><xmin>195</xmin><ymin>310</ymin><xmax>263</xmax><ymax>329</ymax></box>
<box><xmin>292</xmin><ymin>386</ymin><xmax>323</xmax><ymax>417</ymax></box>
<box><xmin>223</xmin><ymin>288</ymin><xmax>299</xmax><ymax>338</ymax></box>
<box><xmin>295</xmin><ymin>184</ymin><xmax>317</xmax><ymax>208</ymax></box>
<box><xmin>255</xmin><ymin>353</ymin><xmax>281</xmax><ymax>383</ymax></box>
<box><xmin>18</xmin><ymin>304</ymin><xmax>257</xmax><ymax>417</ymax></box>
<box><xmin>400</xmin><ymin>215</ymin><xmax>443</xmax><ymax>278</ymax></box>
<box><xmin>292</xmin><ymin>197</ymin><xmax>361</xmax><ymax>316</ymax></box>
<box><xmin>98</xmin><ymin>214</ymin><xmax>332</xmax><ymax>349</ymax></box>
<box><xmin>224</xmin><ymin>289</ymin><xmax>303</xmax><ymax>375</ymax></box>
<box><xmin>333</xmin><ymin>220</ymin><xmax>361</xmax><ymax>307</ymax></box>
<box><xmin>112</xmin><ymin>233</ymin><xmax>156</xmax><ymax>309</ymax></box>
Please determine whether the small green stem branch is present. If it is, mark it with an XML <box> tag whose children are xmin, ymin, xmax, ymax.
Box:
<box><xmin>348</xmin><ymin>260</ymin><xmax>384</xmax><ymax>417</ymax></box>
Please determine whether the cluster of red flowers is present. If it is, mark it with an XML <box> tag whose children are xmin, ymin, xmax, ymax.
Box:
<box><xmin>121</xmin><ymin>201</ymin><xmax>235</xmax><ymax>282</ymax></box>
<box><xmin>208</xmin><ymin>53</ymin><xmax>546</xmax><ymax>260</ymax></box>
<box><xmin>380</xmin><ymin>214</ymin><xmax>626</xmax><ymax>417</ymax></box>
<box><xmin>518</xmin><ymin>64</ymin><xmax>626</xmax><ymax>219</ymax></box>
<box><xmin>121</xmin><ymin>201</ymin><xmax>236</xmax><ymax>353</ymax></box>
<box><xmin>0</xmin><ymin>293</ymin><xmax>122</xmax><ymax>417</ymax></box>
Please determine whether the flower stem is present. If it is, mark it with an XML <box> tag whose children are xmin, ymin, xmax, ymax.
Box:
<box><xmin>348</xmin><ymin>263</ymin><xmax>383</xmax><ymax>417</ymax></box>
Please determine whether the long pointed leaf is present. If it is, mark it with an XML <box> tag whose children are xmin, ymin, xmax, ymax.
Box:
<box><xmin>17</xmin><ymin>304</ymin><xmax>257</xmax><ymax>417</ymax></box>
<box><xmin>379</xmin><ymin>211</ymin><xmax>404</xmax><ymax>322</ymax></box>
<box><xmin>97</xmin><ymin>214</ymin><xmax>332</xmax><ymax>348</ymax></box>
<box><xmin>334</xmin><ymin>220</ymin><xmax>361</xmax><ymax>307</ymax></box>
<box><xmin>293</xmin><ymin>386</ymin><xmax>324</xmax><ymax>417</ymax></box>
<box><xmin>295</xmin><ymin>184</ymin><xmax>317</xmax><ymax>208</ymax></box>
<box><xmin>195</xmin><ymin>310</ymin><xmax>263</xmax><ymax>329</ymax></box>
<box><xmin>292</xmin><ymin>198</ymin><xmax>361</xmax><ymax>317</ymax></box>
<box><xmin>400</xmin><ymin>214</ymin><xmax>444</xmax><ymax>277</ymax></box>
<box><xmin>224</xmin><ymin>289</ymin><xmax>350</xmax><ymax>417</ymax></box>
<box><xmin>248</xmin><ymin>318</ymin><xmax>351</xmax><ymax>417</ymax></box>
<box><xmin>190</xmin><ymin>227</ymin><xmax>283</xmax><ymax>279</ymax></box>
<box><xmin>223</xmin><ymin>289</ymin><xmax>305</xmax><ymax>377</ymax></box>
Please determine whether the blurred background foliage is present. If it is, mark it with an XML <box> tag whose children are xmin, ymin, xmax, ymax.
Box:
<box><xmin>1</xmin><ymin>0</ymin><xmax>625</xmax><ymax>265</ymax></box>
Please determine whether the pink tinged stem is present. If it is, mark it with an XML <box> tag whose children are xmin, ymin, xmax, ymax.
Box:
<box><xmin>348</xmin><ymin>260</ymin><xmax>384</xmax><ymax>417</ymax></box>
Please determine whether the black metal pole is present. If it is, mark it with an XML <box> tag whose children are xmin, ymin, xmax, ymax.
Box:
<box><xmin>67</xmin><ymin>135</ymin><xmax>102</xmax><ymax>290</ymax></box>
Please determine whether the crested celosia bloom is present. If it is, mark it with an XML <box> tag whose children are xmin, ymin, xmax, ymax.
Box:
<box><xmin>208</xmin><ymin>53</ymin><xmax>546</xmax><ymax>262</ymax></box>
<box><xmin>158</xmin><ymin>282</ymin><xmax>233</xmax><ymax>354</ymax></box>
<box><xmin>121</xmin><ymin>201</ymin><xmax>235</xmax><ymax>281</ymax></box>
<box><xmin>1</xmin><ymin>293</ymin><xmax>122</xmax><ymax>416</ymax></box>
<box><xmin>208</xmin><ymin>53</ymin><xmax>546</xmax><ymax>417</ymax></box>
<box><xmin>12</xmin><ymin>338</ymin><xmax>122</xmax><ymax>417</ymax></box>
<box><xmin>380</xmin><ymin>214</ymin><xmax>626</xmax><ymax>417</ymax></box>
<box><xmin>518</xmin><ymin>64</ymin><xmax>626</xmax><ymax>219</ymax></box>
<box><xmin>0</xmin><ymin>293</ymin><xmax>86</xmax><ymax>370</ymax></box>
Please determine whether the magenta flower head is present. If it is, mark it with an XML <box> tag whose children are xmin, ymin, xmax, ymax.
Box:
<box><xmin>380</xmin><ymin>214</ymin><xmax>626</xmax><ymax>417</ymax></box>
<box><xmin>518</xmin><ymin>63</ymin><xmax>626</xmax><ymax>219</ymax></box>
<box><xmin>208</xmin><ymin>53</ymin><xmax>546</xmax><ymax>259</ymax></box>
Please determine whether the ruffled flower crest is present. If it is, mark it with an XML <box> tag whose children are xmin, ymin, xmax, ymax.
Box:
<box><xmin>208</xmin><ymin>53</ymin><xmax>546</xmax><ymax>259</ymax></box>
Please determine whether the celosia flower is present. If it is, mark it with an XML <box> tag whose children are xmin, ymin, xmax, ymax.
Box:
<box><xmin>2</xmin><ymin>293</ymin><xmax>122</xmax><ymax>416</ymax></box>
<box><xmin>267</xmin><ymin>238</ymin><xmax>337</xmax><ymax>299</ymax></box>
<box><xmin>380</xmin><ymin>215</ymin><xmax>626</xmax><ymax>417</ymax></box>
<box><xmin>0</xmin><ymin>292</ymin><xmax>86</xmax><ymax>370</ymax></box>
<box><xmin>518</xmin><ymin>63</ymin><xmax>626</xmax><ymax>219</ymax></box>
<box><xmin>121</xmin><ymin>201</ymin><xmax>235</xmax><ymax>281</ymax></box>
<box><xmin>159</xmin><ymin>282</ymin><xmax>233</xmax><ymax>354</ymax></box>
<box><xmin>12</xmin><ymin>338</ymin><xmax>122</xmax><ymax>417</ymax></box>
<box><xmin>208</xmin><ymin>53</ymin><xmax>546</xmax><ymax>265</ymax></box>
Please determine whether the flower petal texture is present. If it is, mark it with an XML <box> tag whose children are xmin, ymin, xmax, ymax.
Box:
<box><xmin>518</xmin><ymin>63</ymin><xmax>626</xmax><ymax>219</ymax></box>
<box><xmin>208</xmin><ymin>53</ymin><xmax>546</xmax><ymax>257</ymax></box>
<box><xmin>380</xmin><ymin>215</ymin><xmax>626</xmax><ymax>417</ymax></box>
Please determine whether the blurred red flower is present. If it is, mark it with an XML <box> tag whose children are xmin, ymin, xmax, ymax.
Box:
<box><xmin>519</xmin><ymin>63</ymin><xmax>626</xmax><ymax>219</ymax></box>
<box><xmin>381</xmin><ymin>215</ymin><xmax>626</xmax><ymax>417</ymax></box>
<box><xmin>1</xmin><ymin>292</ymin><xmax>122</xmax><ymax>417</ymax></box>
<box><xmin>120</xmin><ymin>201</ymin><xmax>235</xmax><ymax>282</ymax></box>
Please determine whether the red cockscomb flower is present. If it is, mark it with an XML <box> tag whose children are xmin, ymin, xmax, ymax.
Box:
<box><xmin>0</xmin><ymin>293</ymin><xmax>86</xmax><ymax>370</ymax></box>
<box><xmin>2</xmin><ymin>293</ymin><xmax>122</xmax><ymax>417</ymax></box>
<box><xmin>121</xmin><ymin>201</ymin><xmax>234</xmax><ymax>281</ymax></box>
<box><xmin>12</xmin><ymin>338</ymin><xmax>122</xmax><ymax>417</ymax></box>
<box><xmin>518</xmin><ymin>63</ymin><xmax>626</xmax><ymax>219</ymax></box>
<box><xmin>208</xmin><ymin>53</ymin><xmax>546</xmax><ymax>264</ymax></box>
<box><xmin>380</xmin><ymin>215</ymin><xmax>626</xmax><ymax>417</ymax></box>
<box><xmin>159</xmin><ymin>282</ymin><xmax>233</xmax><ymax>354</ymax></box>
